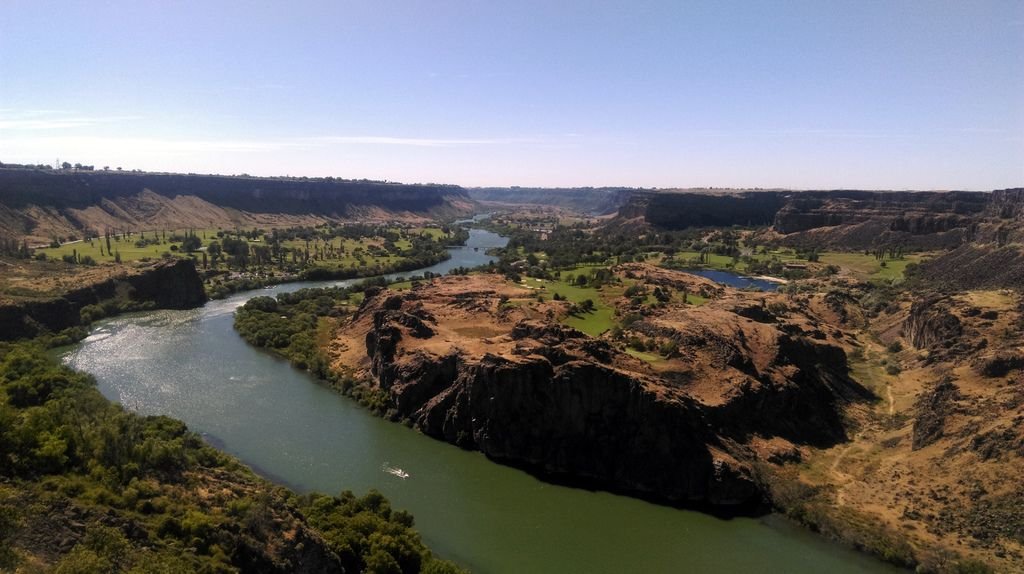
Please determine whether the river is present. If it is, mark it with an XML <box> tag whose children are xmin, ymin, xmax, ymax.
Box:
<box><xmin>59</xmin><ymin>229</ymin><xmax>899</xmax><ymax>573</ymax></box>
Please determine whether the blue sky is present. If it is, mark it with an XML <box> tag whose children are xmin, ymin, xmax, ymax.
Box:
<box><xmin>1</xmin><ymin>0</ymin><xmax>1021</xmax><ymax>189</ymax></box>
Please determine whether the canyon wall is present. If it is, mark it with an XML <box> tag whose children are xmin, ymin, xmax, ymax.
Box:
<box><xmin>468</xmin><ymin>187</ymin><xmax>633</xmax><ymax>215</ymax></box>
<box><xmin>335</xmin><ymin>277</ymin><xmax>871</xmax><ymax>508</ymax></box>
<box><xmin>0</xmin><ymin>258</ymin><xmax>206</xmax><ymax>340</ymax></box>
<box><xmin>0</xmin><ymin>168</ymin><xmax>472</xmax><ymax>243</ymax></box>
<box><xmin>618</xmin><ymin>188</ymin><xmax>1024</xmax><ymax>252</ymax></box>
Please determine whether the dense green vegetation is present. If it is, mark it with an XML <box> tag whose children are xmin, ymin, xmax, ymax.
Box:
<box><xmin>233</xmin><ymin>282</ymin><xmax>400</xmax><ymax>413</ymax></box>
<box><xmin>0</xmin><ymin>338</ymin><xmax>465</xmax><ymax>573</ymax></box>
<box><xmin>491</xmin><ymin>221</ymin><xmax>919</xmax><ymax>284</ymax></box>
<box><xmin>233</xmin><ymin>287</ymin><xmax>355</xmax><ymax>373</ymax></box>
<box><xmin>516</xmin><ymin>272</ymin><xmax>617</xmax><ymax>337</ymax></box>
<box><xmin>39</xmin><ymin>225</ymin><xmax>464</xmax><ymax>269</ymax></box>
<box><xmin>30</xmin><ymin>223</ymin><xmax>468</xmax><ymax>300</ymax></box>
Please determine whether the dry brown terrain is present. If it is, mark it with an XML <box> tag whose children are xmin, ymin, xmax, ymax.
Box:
<box><xmin>324</xmin><ymin>270</ymin><xmax>858</xmax><ymax>500</ymax></box>
<box><xmin>0</xmin><ymin>257</ymin><xmax>147</xmax><ymax>305</ymax></box>
<box><xmin>787</xmin><ymin>287</ymin><xmax>1024</xmax><ymax>571</ymax></box>
<box><xmin>322</xmin><ymin>266</ymin><xmax>1023</xmax><ymax>571</ymax></box>
<box><xmin>4</xmin><ymin>190</ymin><xmax>458</xmax><ymax>246</ymax></box>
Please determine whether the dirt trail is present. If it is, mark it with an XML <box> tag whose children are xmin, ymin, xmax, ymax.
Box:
<box><xmin>829</xmin><ymin>432</ymin><xmax>864</xmax><ymax>507</ymax></box>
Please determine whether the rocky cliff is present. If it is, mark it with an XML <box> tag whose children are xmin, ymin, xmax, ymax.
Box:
<box><xmin>617</xmin><ymin>188</ymin><xmax>1024</xmax><ymax>251</ymax></box>
<box><xmin>468</xmin><ymin>187</ymin><xmax>633</xmax><ymax>215</ymax></box>
<box><xmin>329</xmin><ymin>273</ymin><xmax>870</xmax><ymax>508</ymax></box>
<box><xmin>620</xmin><ymin>190</ymin><xmax>786</xmax><ymax>228</ymax></box>
<box><xmin>0</xmin><ymin>258</ymin><xmax>206</xmax><ymax>340</ymax></box>
<box><xmin>0</xmin><ymin>168</ymin><xmax>473</xmax><ymax>243</ymax></box>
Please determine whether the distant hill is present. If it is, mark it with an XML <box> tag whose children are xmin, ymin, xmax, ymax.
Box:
<box><xmin>0</xmin><ymin>168</ymin><xmax>473</xmax><ymax>244</ymax></box>
<box><xmin>468</xmin><ymin>186</ymin><xmax>633</xmax><ymax>215</ymax></box>
<box><xmin>613</xmin><ymin>187</ymin><xmax>1024</xmax><ymax>289</ymax></box>
<box><xmin>618</xmin><ymin>188</ymin><xmax>1023</xmax><ymax>246</ymax></box>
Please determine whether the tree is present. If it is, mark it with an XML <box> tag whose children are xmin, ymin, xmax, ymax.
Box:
<box><xmin>181</xmin><ymin>235</ymin><xmax>201</xmax><ymax>253</ymax></box>
<box><xmin>207</xmin><ymin>241</ymin><xmax>222</xmax><ymax>265</ymax></box>
<box><xmin>659</xmin><ymin>340</ymin><xmax>680</xmax><ymax>358</ymax></box>
<box><xmin>653</xmin><ymin>286</ymin><xmax>671</xmax><ymax>303</ymax></box>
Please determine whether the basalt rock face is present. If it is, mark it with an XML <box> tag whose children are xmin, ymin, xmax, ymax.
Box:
<box><xmin>903</xmin><ymin>297</ymin><xmax>964</xmax><ymax>354</ymax></box>
<box><xmin>772</xmin><ymin>191</ymin><xmax>989</xmax><ymax>234</ymax></box>
<box><xmin>368</xmin><ymin>316</ymin><xmax>755</xmax><ymax>505</ymax></box>
<box><xmin>912</xmin><ymin>379</ymin><xmax>962</xmax><ymax>450</ymax></box>
<box><xmin>118</xmin><ymin>258</ymin><xmax>208</xmax><ymax>309</ymax></box>
<box><xmin>988</xmin><ymin>188</ymin><xmax>1024</xmax><ymax>221</ymax></box>
<box><xmin>469</xmin><ymin>187</ymin><xmax>632</xmax><ymax>215</ymax></box>
<box><xmin>0</xmin><ymin>259</ymin><xmax>206</xmax><ymax>340</ymax></box>
<box><xmin>619</xmin><ymin>188</ymin><xmax>1024</xmax><ymax>251</ymax></box>
<box><xmin>0</xmin><ymin>169</ymin><xmax>468</xmax><ymax>214</ymax></box>
<box><xmin>622</xmin><ymin>191</ymin><xmax>786</xmax><ymax>228</ymax></box>
<box><xmin>914</xmin><ymin>244</ymin><xmax>1024</xmax><ymax>290</ymax></box>
<box><xmin>0</xmin><ymin>168</ymin><xmax>472</xmax><ymax>243</ymax></box>
<box><xmin>335</xmin><ymin>275</ymin><xmax>869</xmax><ymax>508</ymax></box>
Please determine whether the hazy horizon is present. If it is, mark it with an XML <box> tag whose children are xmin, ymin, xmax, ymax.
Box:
<box><xmin>2</xmin><ymin>1</ymin><xmax>1022</xmax><ymax>189</ymax></box>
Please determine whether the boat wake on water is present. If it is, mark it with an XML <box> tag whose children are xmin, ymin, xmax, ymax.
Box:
<box><xmin>382</xmin><ymin>462</ymin><xmax>410</xmax><ymax>479</ymax></box>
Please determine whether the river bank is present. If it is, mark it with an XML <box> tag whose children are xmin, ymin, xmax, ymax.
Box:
<box><xmin>59</xmin><ymin>229</ymin><xmax>904</xmax><ymax>573</ymax></box>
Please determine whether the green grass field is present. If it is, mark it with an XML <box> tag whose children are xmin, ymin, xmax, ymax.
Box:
<box><xmin>409</xmin><ymin>227</ymin><xmax>448</xmax><ymax>240</ymax></box>
<box><xmin>279</xmin><ymin>237</ymin><xmax>404</xmax><ymax>270</ymax></box>
<box><xmin>681</xmin><ymin>292</ymin><xmax>707</xmax><ymax>306</ymax></box>
<box><xmin>625</xmin><ymin>347</ymin><xmax>666</xmax><ymax>365</ymax></box>
<box><xmin>519</xmin><ymin>270</ymin><xmax>617</xmax><ymax>337</ymax></box>
<box><xmin>669</xmin><ymin>249</ymin><xmax>801</xmax><ymax>272</ymax></box>
<box><xmin>666</xmin><ymin>248</ymin><xmax>922</xmax><ymax>282</ymax></box>
<box><xmin>39</xmin><ymin>225</ymin><xmax>452</xmax><ymax>267</ymax></box>
<box><xmin>38</xmin><ymin>228</ymin><xmax>226</xmax><ymax>262</ymax></box>
<box><xmin>818</xmin><ymin>252</ymin><xmax>924</xmax><ymax>282</ymax></box>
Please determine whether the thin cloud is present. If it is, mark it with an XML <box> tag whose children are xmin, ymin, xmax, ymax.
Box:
<box><xmin>5</xmin><ymin>136</ymin><xmax>289</xmax><ymax>153</ymax></box>
<box><xmin>3</xmin><ymin>133</ymin><xmax>549</xmax><ymax>158</ymax></box>
<box><xmin>306</xmin><ymin>135</ymin><xmax>536</xmax><ymax>147</ymax></box>
<box><xmin>0</xmin><ymin>110</ymin><xmax>141</xmax><ymax>130</ymax></box>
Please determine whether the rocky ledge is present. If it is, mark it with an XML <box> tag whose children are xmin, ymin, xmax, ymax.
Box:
<box><xmin>329</xmin><ymin>273</ymin><xmax>872</xmax><ymax>508</ymax></box>
<box><xmin>0</xmin><ymin>258</ymin><xmax>206</xmax><ymax>340</ymax></box>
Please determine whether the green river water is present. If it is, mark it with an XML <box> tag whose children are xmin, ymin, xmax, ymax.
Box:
<box><xmin>60</xmin><ymin>229</ymin><xmax>902</xmax><ymax>573</ymax></box>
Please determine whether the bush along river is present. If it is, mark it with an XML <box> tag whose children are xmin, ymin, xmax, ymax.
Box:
<box><xmin>60</xmin><ymin>229</ymin><xmax>900</xmax><ymax>573</ymax></box>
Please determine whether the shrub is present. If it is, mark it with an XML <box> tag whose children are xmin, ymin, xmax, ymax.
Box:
<box><xmin>79</xmin><ymin>304</ymin><xmax>106</xmax><ymax>324</ymax></box>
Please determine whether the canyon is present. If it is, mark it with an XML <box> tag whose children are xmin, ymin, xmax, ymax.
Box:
<box><xmin>327</xmin><ymin>271</ymin><xmax>871</xmax><ymax>507</ymax></box>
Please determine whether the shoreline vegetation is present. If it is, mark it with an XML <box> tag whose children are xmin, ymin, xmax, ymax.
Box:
<box><xmin>0</xmin><ymin>226</ymin><xmax>481</xmax><ymax>572</ymax></box>
<box><xmin>0</xmin><ymin>322</ymin><xmax>467</xmax><ymax>572</ymax></box>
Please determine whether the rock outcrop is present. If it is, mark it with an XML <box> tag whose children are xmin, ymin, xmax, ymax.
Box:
<box><xmin>0</xmin><ymin>258</ymin><xmax>206</xmax><ymax>340</ymax></box>
<box><xmin>330</xmin><ymin>274</ymin><xmax>870</xmax><ymax>508</ymax></box>
<box><xmin>911</xmin><ymin>378</ymin><xmax>962</xmax><ymax>450</ymax></box>
<box><xmin>903</xmin><ymin>296</ymin><xmax>963</xmax><ymax>352</ymax></box>
<box><xmin>914</xmin><ymin>244</ymin><xmax>1024</xmax><ymax>291</ymax></box>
